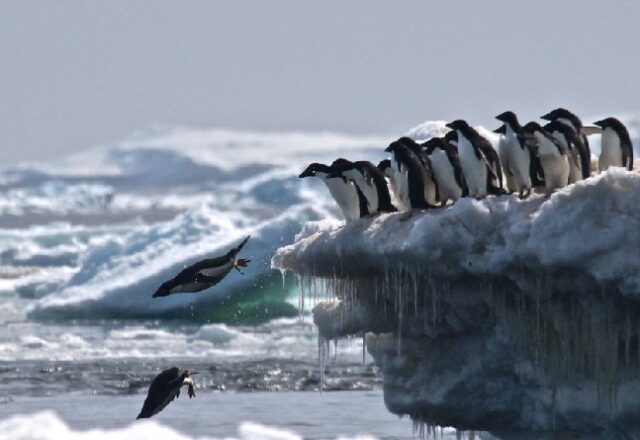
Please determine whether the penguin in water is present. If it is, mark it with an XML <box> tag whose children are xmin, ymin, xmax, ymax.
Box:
<box><xmin>299</xmin><ymin>162</ymin><xmax>367</xmax><ymax>222</ymax></box>
<box><xmin>445</xmin><ymin>120</ymin><xmax>505</xmax><ymax>198</ymax></box>
<box><xmin>378</xmin><ymin>159</ymin><xmax>404</xmax><ymax>211</ymax></box>
<box><xmin>329</xmin><ymin>159</ymin><xmax>396</xmax><ymax>214</ymax></box>
<box><xmin>523</xmin><ymin>122</ymin><xmax>570</xmax><ymax>194</ymax></box>
<box><xmin>541</xmin><ymin>108</ymin><xmax>592</xmax><ymax>179</ymax></box>
<box><xmin>382</xmin><ymin>142</ymin><xmax>429</xmax><ymax>211</ymax></box>
<box><xmin>593</xmin><ymin>117</ymin><xmax>634</xmax><ymax>171</ymax></box>
<box><xmin>153</xmin><ymin>236</ymin><xmax>251</xmax><ymax>297</ymax></box>
<box><xmin>422</xmin><ymin>136</ymin><xmax>467</xmax><ymax>204</ymax></box>
<box><xmin>137</xmin><ymin>367</ymin><xmax>197</xmax><ymax>419</ymax></box>
<box><xmin>543</xmin><ymin>121</ymin><xmax>586</xmax><ymax>183</ymax></box>
<box><xmin>396</xmin><ymin>137</ymin><xmax>440</xmax><ymax>207</ymax></box>
<box><xmin>494</xmin><ymin>111</ymin><xmax>536</xmax><ymax>198</ymax></box>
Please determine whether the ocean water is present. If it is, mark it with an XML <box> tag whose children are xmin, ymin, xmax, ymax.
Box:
<box><xmin>1</xmin><ymin>121</ymin><xmax>637</xmax><ymax>439</ymax></box>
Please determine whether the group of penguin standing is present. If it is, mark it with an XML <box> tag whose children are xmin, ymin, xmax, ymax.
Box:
<box><xmin>300</xmin><ymin>108</ymin><xmax>634</xmax><ymax>221</ymax></box>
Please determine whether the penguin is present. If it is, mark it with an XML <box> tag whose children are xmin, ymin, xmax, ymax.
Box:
<box><xmin>383</xmin><ymin>141</ymin><xmax>429</xmax><ymax>211</ymax></box>
<box><xmin>299</xmin><ymin>162</ymin><xmax>365</xmax><ymax>222</ymax></box>
<box><xmin>153</xmin><ymin>236</ymin><xmax>251</xmax><ymax>297</ymax></box>
<box><xmin>137</xmin><ymin>367</ymin><xmax>197</xmax><ymax>419</ymax></box>
<box><xmin>422</xmin><ymin>136</ymin><xmax>468</xmax><ymax>204</ymax></box>
<box><xmin>329</xmin><ymin>159</ymin><xmax>396</xmax><ymax>214</ymax></box>
<box><xmin>396</xmin><ymin>137</ymin><xmax>439</xmax><ymax>206</ymax></box>
<box><xmin>378</xmin><ymin>159</ymin><xmax>404</xmax><ymax>211</ymax></box>
<box><xmin>445</xmin><ymin>120</ymin><xmax>504</xmax><ymax>198</ymax></box>
<box><xmin>593</xmin><ymin>117</ymin><xmax>634</xmax><ymax>172</ymax></box>
<box><xmin>495</xmin><ymin>111</ymin><xmax>535</xmax><ymax>198</ymax></box>
<box><xmin>541</xmin><ymin>108</ymin><xmax>592</xmax><ymax>179</ymax></box>
<box><xmin>522</xmin><ymin>122</ymin><xmax>570</xmax><ymax>194</ymax></box>
<box><xmin>543</xmin><ymin>121</ymin><xmax>586</xmax><ymax>183</ymax></box>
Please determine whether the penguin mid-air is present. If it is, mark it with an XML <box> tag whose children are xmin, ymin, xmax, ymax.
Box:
<box><xmin>523</xmin><ymin>122</ymin><xmax>570</xmax><ymax>194</ymax></box>
<box><xmin>422</xmin><ymin>136</ymin><xmax>467</xmax><ymax>204</ymax></box>
<box><xmin>329</xmin><ymin>159</ymin><xmax>396</xmax><ymax>214</ymax></box>
<box><xmin>541</xmin><ymin>108</ymin><xmax>592</xmax><ymax>179</ymax></box>
<box><xmin>593</xmin><ymin>117</ymin><xmax>634</xmax><ymax>171</ymax></box>
<box><xmin>299</xmin><ymin>162</ymin><xmax>366</xmax><ymax>222</ymax></box>
<box><xmin>495</xmin><ymin>111</ymin><xmax>535</xmax><ymax>198</ymax></box>
<box><xmin>137</xmin><ymin>367</ymin><xmax>197</xmax><ymax>419</ymax></box>
<box><xmin>153</xmin><ymin>236</ymin><xmax>251</xmax><ymax>298</ymax></box>
<box><xmin>543</xmin><ymin>121</ymin><xmax>587</xmax><ymax>184</ymax></box>
<box><xmin>445</xmin><ymin>119</ymin><xmax>504</xmax><ymax>198</ymax></box>
<box><xmin>384</xmin><ymin>141</ymin><xmax>429</xmax><ymax>211</ymax></box>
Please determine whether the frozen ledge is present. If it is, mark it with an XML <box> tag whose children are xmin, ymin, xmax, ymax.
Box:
<box><xmin>272</xmin><ymin>169</ymin><xmax>640</xmax><ymax>437</ymax></box>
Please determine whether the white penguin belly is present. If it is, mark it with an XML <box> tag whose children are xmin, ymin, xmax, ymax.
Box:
<box><xmin>419</xmin><ymin>165</ymin><xmax>438</xmax><ymax>206</ymax></box>
<box><xmin>498</xmin><ymin>136</ymin><xmax>516</xmax><ymax>193</ymax></box>
<box><xmin>430</xmin><ymin>150</ymin><xmax>461</xmax><ymax>201</ymax></box>
<box><xmin>539</xmin><ymin>153</ymin><xmax>570</xmax><ymax>191</ymax></box>
<box><xmin>198</xmin><ymin>261</ymin><xmax>233</xmax><ymax>278</ymax></box>
<box><xmin>458</xmin><ymin>136</ymin><xmax>487</xmax><ymax>197</ymax></box>
<box><xmin>354</xmin><ymin>175</ymin><xmax>379</xmax><ymax>213</ymax></box>
<box><xmin>599</xmin><ymin>128</ymin><xmax>623</xmax><ymax>171</ymax></box>
<box><xmin>509</xmin><ymin>142</ymin><xmax>531</xmax><ymax>191</ymax></box>
<box><xmin>323</xmin><ymin>177</ymin><xmax>360</xmax><ymax>222</ymax></box>
<box><xmin>391</xmin><ymin>157</ymin><xmax>411</xmax><ymax>212</ymax></box>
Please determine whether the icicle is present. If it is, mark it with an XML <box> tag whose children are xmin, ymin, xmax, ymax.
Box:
<box><xmin>279</xmin><ymin>268</ymin><xmax>287</xmax><ymax>290</ymax></box>
<box><xmin>318</xmin><ymin>335</ymin><xmax>326</xmax><ymax>392</ymax></box>
<box><xmin>333</xmin><ymin>338</ymin><xmax>338</xmax><ymax>360</ymax></box>
<box><xmin>362</xmin><ymin>333</ymin><xmax>366</xmax><ymax>365</ymax></box>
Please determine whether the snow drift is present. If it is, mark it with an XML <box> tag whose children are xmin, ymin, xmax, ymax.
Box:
<box><xmin>273</xmin><ymin>169</ymin><xmax>640</xmax><ymax>437</ymax></box>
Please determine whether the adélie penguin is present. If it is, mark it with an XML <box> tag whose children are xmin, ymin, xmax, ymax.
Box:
<box><xmin>153</xmin><ymin>236</ymin><xmax>251</xmax><ymax>297</ymax></box>
<box><xmin>299</xmin><ymin>162</ymin><xmax>365</xmax><ymax>222</ymax></box>
<box><xmin>384</xmin><ymin>141</ymin><xmax>430</xmax><ymax>211</ymax></box>
<box><xmin>137</xmin><ymin>367</ymin><xmax>197</xmax><ymax>419</ymax></box>
<box><xmin>422</xmin><ymin>136</ymin><xmax>468</xmax><ymax>204</ymax></box>
<box><xmin>329</xmin><ymin>159</ymin><xmax>396</xmax><ymax>214</ymax></box>
<box><xmin>396</xmin><ymin>137</ymin><xmax>440</xmax><ymax>207</ymax></box>
<box><xmin>445</xmin><ymin>119</ymin><xmax>505</xmax><ymax>198</ymax></box>
<box><xmin>523</xmin><ymin>122</ymin><xmax>570</xmax><ymax>194</ymax></box>
<box><xmin>495</xmin><ymin>111</ymin><xmax>535</xmax><ymax>198</ymax></box>
<box><xmin>543</xmin><ymin>121</ymin><xmax>586</xmax><ymax>183</ymax></box>
<box><xmin>541</xmin><ymin>108</ymin><xmax>592</xmax><ymax>179</ymax></box>
<box><xmin>593</xmin><ymin>117</ymin><xmax>634</xmax><ymax>171</ymax></box>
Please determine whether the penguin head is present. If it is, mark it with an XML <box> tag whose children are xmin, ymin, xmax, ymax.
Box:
<box><xmin>522</xmin><ymin>121</ymin><xmax>543</xmax><ymax>134</ymax></box>
<box><xmin>421</xmin><ymin>137</ymin><xmax>446</xmax><ymax>155</ymax></box>
<box><xmin>327</xmin><ymin>158</ymin><xmax>354</xmax><ymax>180</ymax></box>
<box><xmin>377</xmin><ymin>159</ymin><xmax>391</xmax><ymax>172</ymax></box>
<box><xmin>443</xmin><ymin>130</ymin><xmax>458</xmax><ymax>145</ymax></box>
<box><xmin>445</xmin><ymin>119</ymin><xmax>469</xmax><ymax>131</ymax></box>
<box><xmin>493</xmin><ymin>124</ymin><xmax>507</xmax><ymax>134</ymax></box>
<box><xmin>541</xmin><ymin>108</ymin><xmax>582</xmax><ymax>129</ymax></box>
<box><xmin>495</xmin><ymin>111</ymin><xmax>519</xmax><ymax>128</ymax></box>
<box><xmin>299</xmin><ymin>162</ymin><xmax>330</xmax><ymax>178</ymax></box>
<box><xmin>593</xmin><ymin>117</ymin><xmax>624</xmax><ymax>131</ymax></box>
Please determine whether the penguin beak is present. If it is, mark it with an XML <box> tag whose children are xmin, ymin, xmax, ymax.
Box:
<box><xmin>298</xmin><ymin>169</ymin><xmax>313</xmax><ymax>178</ymax></box>
<box><xmin>592</xmin><ymin>120</ymin><xmax>603</xmax><ymax>128</ymax></box>
<box><xmin>445</xmin><ymin>122</ymin><xmax>454</xmax><ymax>129</ymax></box>
<box><xmin>384</xmin><ymin>145</ymin><xmax>392</xmax><ymax>152</ymax></box>
<box><xmin>540</xmin><ymin>112</ymin><xmax>552</xmax><ymax>121</ymax></box>
<box><xmin>493</xmin><ymin>125</ymin><xmax>506</xmax><ymax>134</ymax></box>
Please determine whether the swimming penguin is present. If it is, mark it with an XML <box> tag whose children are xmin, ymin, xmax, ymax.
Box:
<box><xmin>541</xmin><ymin>108</ymin><xmax>592</xmax><ymax>179</ymax></box>
<box><xmin>329</xmin><ymin>159</ymin><xmax>396</xmax><ymax>214</ymax></box>
<box><xmin>422</xmin><ymin>136</ymin><xmax>468</xmax><ymax>204</ymax></box>
<box><xmin>495</xmin><ymin>111</ymin><xmax>535</xmax><ymax>198</ymax></box>
<box><xmin>153</xmin><ymin>236</ymin><xmax>251</xmax><ymax>297</ymax></box>
<box><xmin>445</xmin><ymin>120</ymin><xmax>504</xmax><ymax>198</ymax></box>
<box><xmin>378</xmin><ymin>159</ymin><xmax>404</xmax><ymax>211</ymax></box>
<box><xmin>523</xmin><ymin>122</ymin><xmax>570</xmax><ymax>194</ymax></box>
<box><xmin>384</xmin><ymin>141</ymin><xmax>430</xmax><ymax>211</ymax></box>
<box><xmin>543</xmin><ymin>121</ymin><xmax>586</xmax><ymax>183</ymax></box>
<box><xmin>593</xmin><ymin>117</ymin><xmax>634</xmax><ymax>171</ymax></box>
<box><xmin>137</xmin><ymin>367</ymin><xmax>197</xmax><ymax>419</ymax></box>
<box><xmin>299</xmin><ymin>162</ymin><xmax>365</xmax><ymax>222</ymax></box>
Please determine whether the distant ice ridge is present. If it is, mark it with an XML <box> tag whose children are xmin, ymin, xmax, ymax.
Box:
<box><xmin>0</xmin><ymin>411</ymin><xmax>381</xmax><ymax>440</ymax></box>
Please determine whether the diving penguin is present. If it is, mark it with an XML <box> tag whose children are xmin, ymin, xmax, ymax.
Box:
<box><xmin>299</xmin><ymin>162</ymin><xmax>366</xmax><ymax>222</ymax></box>
<box><xmin>445</xmin><ymin>119</ymin><xmax>504</xmax><ymax>198</ymax></box>
<box><xmin>137</xmin><ymin>367</ymin><xmax>197</xmax><ymax>418</ymax></box>
<box><xmin>594</xmin><ymin>117</ymin><xmax>634</xmax><ymax>172</ymax></box>
<box><xmin>153</xmin><ymin>236</ymin><xmax>251</xmax><ymax>298</ymax></box>
<box><xmin>422</xmin><ymin>136</ymin><xmax>468</xmax><ymax>204</ymax></box>
<box><xmin>541</xmin><ymin>108</ymin><xmax>592</xmax><ymax>179</ymax></box>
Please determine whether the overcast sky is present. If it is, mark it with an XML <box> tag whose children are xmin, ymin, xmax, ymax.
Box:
<box><xmin>1</xmin><ymin>1</ymin><xmax>639</xmax><ymax>165</ymax></box>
